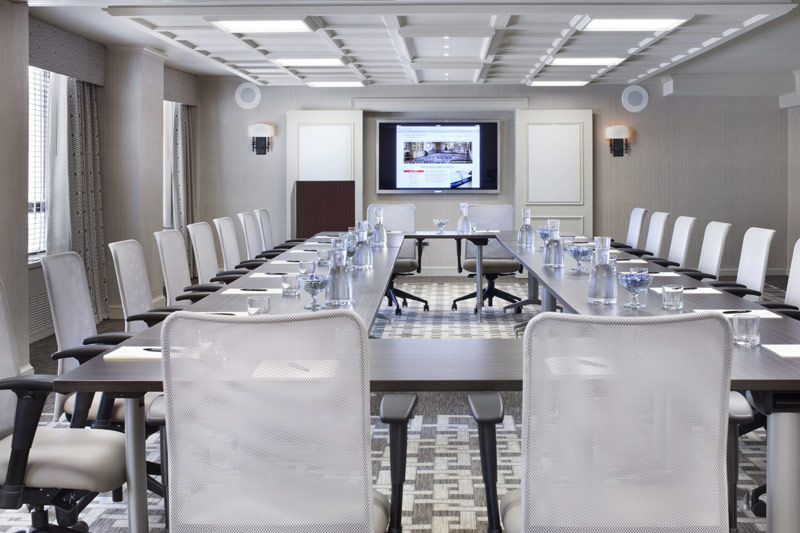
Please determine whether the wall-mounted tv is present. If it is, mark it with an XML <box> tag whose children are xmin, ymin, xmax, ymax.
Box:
<box><xmin>377</xmin><ymin>121</ymin><xmax>499</xmax><ymax>194</ymax></box>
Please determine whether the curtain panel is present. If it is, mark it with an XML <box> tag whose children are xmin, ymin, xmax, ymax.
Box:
<box><xmin>171</xmin><ymin>103</ymin><xmax>196</xmax><ymax>271</ymax></box>
<box><xmin>66</xmin><ymin>78</ymin><xmax>108</xmax><ymax>321</ymax></box>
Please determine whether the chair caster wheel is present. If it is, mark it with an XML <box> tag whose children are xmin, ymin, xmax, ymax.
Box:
<box><xmin>474</xmin><ymin>307</ymin><xmax>478</xmax><ymax>315</ymax></box>
<box><xmin>395</xmin><ymin>308</ymin><xmax>402</xmax><ymax>316</ymax></box>
<box><xmin>452</xmin><ymin>303</ymin><xmax>458</xmax><ymax>310</ymax></box>
<box><xmin>752</xmin><ymin>499</ymin><xmax>767</xmax><ymax>518</ymax></box>
<box><xmin>423</xmin><ymin>304</ymin><xmax>430</xmax><ymax>311</ymax></box>
<box><xmin>402</xmin><ymin>299</ymin><xmax>408</xmax><ymax>307</ymax></box>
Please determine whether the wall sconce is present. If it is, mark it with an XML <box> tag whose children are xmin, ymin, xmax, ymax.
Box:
<box><xmin>605</xmin><ymin>125</ymin><xmax>632</xmax><ymax>157</ymax></box>
<box><xmin>249</xmin><ymin>123</ymin><xmax>275</xmax><ymax>154</ymax></box>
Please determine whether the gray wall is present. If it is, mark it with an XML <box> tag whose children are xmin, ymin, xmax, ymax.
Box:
<box><xmin>0</xmin><ymin>0</ymin><xmax>31</xmax><ymax>372</ymax></box>
<box><xmin>196</xmin><ymin>79</ymin><xmax>788</xmax><ymax>274</ymax></box>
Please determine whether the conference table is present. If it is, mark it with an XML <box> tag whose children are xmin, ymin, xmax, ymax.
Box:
<box><xmin>54</xmin><ymin>231</ymin><xmax>800</xmax><ymax>533</ymax></box>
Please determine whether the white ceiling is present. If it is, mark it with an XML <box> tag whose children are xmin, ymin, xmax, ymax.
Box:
<box><xmin>29</xmin><ymin>1</ymin><xmax>800</xmax><ymax>88</ymax></box>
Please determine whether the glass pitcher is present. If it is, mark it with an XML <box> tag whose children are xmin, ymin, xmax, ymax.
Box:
<box><xmin>587</xmin><ymin>237</ymin><xmax>618</xmax><ymax>304</ymax></box>
<box><xmin>352</xmin><ymin>220</ymin><xmax>373</xmax><ymax>270</ymax></box>
<box><xmin>457</xmin><ymin>203</ymin><xmax>471</xmax><ymax>234</ymax></box>
<box><xmin>371</xmin><ymin>208</ymin><xmax>387</xmax><ymax>248</ymax></box>
<box><xmin>542</xmin><ymin>219</ymin><xmax>564</xmax><ymax>268</ymax></box>
<box><xmin>327</xmin><ymin>247</ymin><xmax>354</xmax><ymax>307</ymax></box>
<box><xmin>517</xmin><ymin>208</ymin><xmax>535</xmax><ymax>248</ymax></box>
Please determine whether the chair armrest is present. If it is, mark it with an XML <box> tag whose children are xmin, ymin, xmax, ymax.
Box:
<box><xmin>624</xmin><ymin>248</ymin><xmax>652</xmax><ymax>257</ymax></box>
<box><xmin>175</xmin><ymin>292</ymin><xmax>210</xmax><ymax>303</ymax></box>
<box><xmin>778</xmin><ymin>309</ymin><xmax>800</xmax><ymax>321</ymax></box>
<box><xmin>183</xmin><ymin>284</ymin><xmax>222</xmax><ymax>293</ymax></box>
<box><xmin>649</xmin><ymin>258</ymin><xmax>680</xmax><ymax>268</ymax></box>
<box><xmin>83</xmin><ymin>332</ymin><xmax>132</xmax><ymax>346</ymax></box>
<box><xmin>760</xmin><ymin>303</ymin><xmax>799</xmax><ymax>310</ymax></box>
<box><xmin>273</xmin><ymin>243</ymin><xmax>296</xmax><ymax>250</ymax></box>
<box><xmin>415</xmin><ymin>238</ymin><xmax>427</xmax><ymax>274</ymax></box>
<box><xmin>52</xmin><ymin>345</ymin><xmax>114</xmax><ymax>364</ymax></box>
<box><xmin>150</xmin><ymin>306</ymin><xmax>184</xmax><ymax>312</ymax></box>
<box><xmin>285</xmin><ymin>239</ymin><xmax>305</xmax><ymax>244</ymax></box>
<box><xmin>218</xmin><ymin>269</ymin><xmax>250</xmax><ymax>276</ymax></box>
<box><xmin>256</xmin><ymin>251</ymin><xmax>282</xmax><ymax>259</ymax></box>
<box><xmin>127</xmin><ymin>312</ymin><xmax>172</xmax><ymax>327</ymax></box>
<box><xmin>235</xmin><ymin>261</ymin><xmax>267</xmax><ymax>270</ymax></box>
<box><xmin>681</xmin><ymin>271</ymin><xmax>717</xmax><ymax>281</ymax></box>
<box><xmin>709</xmin><ymin>282</ymin><xmax>746</xmax><ymax>288</ymax></box>
<box><xmin>456</xmin><ymin>240</ymin><xmax>463</xmax><ymax>274</ymax></box>
<box><xmin>0</xmin><ymin>374</ymin><xmax>55</xmax><ymax>393</ymax></box>
<box><xmin>610</xmin><ymin>242</ymin><xmax>631</xmax><ymax>249</ymax></box>
<box><xmin>379</xmin><ymin>394</ymin><xmax>418</xmax><ymax>533</ymax></box>
<box><xmin>729</xmin><ymin>391</ymin><xmax>755</xmax><ymax>424</ymax></box>
<box><xmin>721</xmin><ymin>287</ymin><xmax>761</xmax><ymax>298</ymax></box>
<box><xmin>211</xmin><ymin>274</ymin><xmax>243</xmax><ymax>284</ymax></box>
<box><xmin>380</xmin><ymin>393</ymin><xmax>418</xmax><ymax>424</ymax></box>
<box><xmin>467</xmin><ymin>392</ymin><xmax>503</xmax><ymax>533</ymax></box>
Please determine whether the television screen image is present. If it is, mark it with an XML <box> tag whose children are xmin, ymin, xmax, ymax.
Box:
<box><xmin>378</xmin><ymin>122</ymin><xmax>498</xmax><ymax>194</ymax></box>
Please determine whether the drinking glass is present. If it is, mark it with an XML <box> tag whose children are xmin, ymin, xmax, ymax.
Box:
<box><xmin>433</xmin><ymin>218</ymin><xmax>449</xmax><ymax>233</ymax></box>
<box><xmin>281</xmin><ymin>273</ymin><xmax>300</xmax><ymax>297</ymax></box>
<box><xmin>566</xmin><ymin>243</ymin><xmax>594</xmax><ymax>272</ymax></box>
<box><xmin>317</xmin><ymin>248</ymin><xmax>330</xmax><ymax>267</ymax></box>
<box><xmin>618</xmin><ymin>267</ymin><xmax>652</xmax><ymax>309</ymax></box>
<box><xmin>470</xmin><ymin>222</ymin><xmax>477</xmax><ymax>234</ymax></box>
<box><xmin>733</xmin><ymin>315</ymin><xmax>760</xmax><ymax>346</ymax></box>
<box><xmin>662</xmin><ymin>285</ymin><xmax>684</xmax><ymax>311</ymax></box>
<box><xmin>246</xmin><ymin>295</ymin><xmax>270</xmax><ymax>315</ymax></box>
<box><xmin>536</xmin><ymin>225</ymin><xmax>549</xmax><ymax>249</ymax></box>
<box><xmin>298</xmin><ymin>260</ymin><xmax>316</xmax><ymax>276</ymax></box>
<box><xmin>300</xmin><ymin>274</ymin><xmax>329</xmax><ymax>311</ymax></box>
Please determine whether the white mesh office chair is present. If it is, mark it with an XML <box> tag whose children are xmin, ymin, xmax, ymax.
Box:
<box><xmin>238</xmin><ymin>211</ymin><xmax>282</xmax><ymax>260</ymax></box>
<box><xmin>187</xmin><ymin>221</ymin><xmax>246</xmax><ymax>285</ymax></box>
<box><xmin>214</xmin><ymin>216</ymin><xmax>268</xmax><ymax>271</ymax></box>
<box><xmin>452</xmin><ymin>204</ymin><xmax>521</xmax><ymax>313</ymax></box>
<box><xmin>160</xmin><ymin>309</ymin><xmax>417</xmax><ymax>532</ymax></box>
<box><xmin>254</xmin><ymin>208</ymin><xmax>304</xmax><ymax>251</ymax></box>
<box><xmin>647</xmin><ymin>215</ymin><xmax>697</xmax><ymax>268</ymax></box>
<box><xmin>709</xmin><ymin>227</ymin><xmax>776</xmax><ymax>301</ymax></box>
<box><xmin>0</xmin><ymin>278</ymin><xmax>127</xmax><ymax>530</ymax></box>
<box><xmin>611</xmin><ymin>207</ymin><xmax>648</xmax><ymax>249</ymax></box>
<box><xmin>469</xmin><ymin>312</ymin><xmax>733</xmax><ymax>533</ymax></box>
<box><xmin>154</xmin><ymin>230</ymin><xmax>222</xmax><ymax>306</ymax></box>
<box><xmin>673</xmin><ymin>221</ymin><xmax>732</xmax><ymax>281</ymax></box>
<box><xmin>625</xmin><ymin>211</ymin><xmax>671</xmax><ymax>258</ymax></box>
<box><xmin>367</xmin><ymin>204</ymin><xmax>429</xmax><ymax>315</ymax></box>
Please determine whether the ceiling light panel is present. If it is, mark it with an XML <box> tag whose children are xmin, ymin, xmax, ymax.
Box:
<box><xmin>550</xmin><ymin>57</ymin><xmax>624</xmax><ymax>66</ymax></box>
<box><xmin>307</xmin><ymin>81</ymin><xmax>364</xmax><ymax>87</ymax></box>
<box><xmin>583</xmin><ymin>19</ymin><xmax>687</xmax><ymax>32</ymax></box>
<box><xmin>529</xmin><ymin>80</ymin><xmax>588</xmax><ymax>87</ymax></box>
<box><xmin>271</xmin><ymin>58</ymin><xmax>345</xmax><ymax>67</ymax></box>
<box><xmin>211</xmin><ymin>20</ymin><xmax>311</xmax><ymax>33</ymax></box>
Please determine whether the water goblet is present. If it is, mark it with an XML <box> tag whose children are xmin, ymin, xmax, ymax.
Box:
<box><xmin>617</xmin><ymin>267</ymin><xmax>652</xmax><ymax>309</ymax></box>
<box><xmin>300</xmin><ymin>274</ymin><xmax>329</xmax><ymax>311</ymax></box>
<box><xmin>567</xmin><ymin>243</ymin><xmax>594</xmax><ymax>272</ymax></box>
<box><xmin>536</xmin><ymin>225</ymin><xmax>550</xmax><ymax>249</ymax></box>
<box><xmin>433</xmin><ymin>218</ymin><xmax>449</xmax><ymax>233</ymax></box>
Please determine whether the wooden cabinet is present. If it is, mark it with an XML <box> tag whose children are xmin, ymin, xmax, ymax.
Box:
<box><xmin>295</xmin><ymin>180</ymin><xmax>355</xmax><ymax>238</ymax></box>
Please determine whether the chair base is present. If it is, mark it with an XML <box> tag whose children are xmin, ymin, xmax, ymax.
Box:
<box><xmin>385</xmin><ymin>276</ymin><xmax>429</xmax><ymax>316</ymax></box>
<box><xmin>504</xmin><ymin>297</ymin><xmax>541</xmax><ymax>313</ymax></box>
<box><xmin>452</xmin><ymin>275</ymin><xmax>520</xmax><ymax>314</ymax></box>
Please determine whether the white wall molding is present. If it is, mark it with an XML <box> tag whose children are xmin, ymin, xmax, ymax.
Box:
<box><xmin>352</xmin><ymin>97</ymin><xmax>527</xmax><ymax>112</ymax></box>
<box><xmin>662</xmin><ymin>73</ymin><xmax>794</xmax><ymax>97</ymax></box>
<box><xmin>780</xmin><ymin>70</ymin><xmax>800</xmax><ymax>109</ymax></box>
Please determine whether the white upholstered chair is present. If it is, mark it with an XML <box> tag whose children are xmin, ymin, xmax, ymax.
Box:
<box><xmin>214</xmin><ymin>216</ymin><xmax>268</xmax><ymax>271</ymax></box>
<box><xmin>762</xmin><ymin>239</ymin><xmax>800</xmax><ymax>314</ymax></box>
<box><xmin>709</xmin><ymin>227</ymin><xmax>776</xmax><ymax>300</ymax></box>
<box><xmin>673</xmin><ymin>221</ymin><xmax>732</xmax><ymax>281</ymax></box>
<box><xmin>254</xmin><ymin>208</ymin><xmax>303</xmax><ymax>251</ymax></box>
<box><xmin>611</xmin><ymin>207</ymin><xmax>648</xmax><ymax>249</ymax></box>
<box><xmin>154</xmin><ymin>230</ymin><xmax>221</xmax><ymax>306</ymax></box>
<box><xmin>625</xmin><ymin>211</ymin><xmax>670</xmax><ymax>258</ymax></box>
<box><xmin>187</xmin><ymin>221</ymin><xmax>243</xmax><ymax>285</ymax></box>
<box><xmin>160</xmin><ymin>309</ymin><xmax>416</xmax><ymax>531</ymax></box>
<box><xmin>647</xmin><ymin>215</ymin><xmax>697</xmax><ymax>268</ymax></box>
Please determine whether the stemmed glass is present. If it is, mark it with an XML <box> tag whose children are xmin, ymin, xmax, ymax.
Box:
<box><xmin>535</xmin><ymin>225</ymin><xmax>549</xmax><ymax>249</ymax></box>
<box><xmin>617</xmin><ymin>267</ymin><xmax>652</xmax><ymax>309</ymax></box>
<box><xmin>433</xmin><ymin>218</ymin><xmax>449</xmax><ymax>233</ymax></box>
<box><xmin>567</xmin><ymin>243</ymin><xmax>594</xmax><ymax>272</ymax></box>
<box><xmin>299</xmin><ymin>274</ymin><xmax>329</xmax><ymax>311</ymax></box>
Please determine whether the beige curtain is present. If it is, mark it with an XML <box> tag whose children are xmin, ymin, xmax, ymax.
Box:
<box><xmin>171</xmin><ymin>103</ymin><xmax>196</xmax><ymax>271</ymax></box>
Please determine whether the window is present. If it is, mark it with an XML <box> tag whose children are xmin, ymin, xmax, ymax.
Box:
<box><xmin>28</xmin><ymin>66</ymin><xmax>50</xmax><ymax>256</ymax></box>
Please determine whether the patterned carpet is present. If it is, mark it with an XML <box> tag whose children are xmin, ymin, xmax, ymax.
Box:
<box><xmin>2</xmin><ymin>276</ymin><xmax>783</xmax><ymax>532</ymax></box>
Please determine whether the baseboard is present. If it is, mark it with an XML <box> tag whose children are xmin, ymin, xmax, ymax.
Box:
<box><xmin>19</xmin><ymin>364</ymin><xmax>34</xmax><ymax>376</ymax></box>
<box><xmin>29</xmin><ymin>326</ymin><xmax>54</xmax><ymax>343</ymax></box>
<box><xmin>108</xmin><ymin>295</ymin><xmax>167</xmax><ymax>320</ymax></box>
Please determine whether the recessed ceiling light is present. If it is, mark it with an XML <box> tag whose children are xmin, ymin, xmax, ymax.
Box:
<box><xmin>444</xmin><ymin>35</ymin><xmax>450</xmax><ymax>39</ymax></box>
<box><xmin>529</xmin><ymin>80</ymin><xmax>589</xmax><ymax>87</ymax></box>
<box><xmin>646</xmin><ymin>67</ymin><xmax>658</xmax><ymax>74</ymax></box>
<box><xmin>306</xmin><ymin>81</ymin><xmax>364</xmax><ymax>88</ymax></box>
<box><xmin>211</xmin><ymin>20</ymin><xmax>311</xmax><ymax>33</ymax></box>
<box><xmin>702</xmin><ymin>37</ymin><xmax>721</xmax><ymax>47</ymax></box>
<box><xmin>743</xmin><ymin>14</ymin><xmax>768</xmax><ymax>27</ymax></box>
<box><xmin>638</xmin><ymin>37</ymin><xmax>654</xmax><ymax>47</ymax></box>
<box><xmin>688</xmin><ymin>47</ymin><xmax>701</xmax><ymax>54</ymax></box>
<box><xmin>444</xmin><ymin>45</ymin><xmax>450</xmax><ymax>49</ymax></box>
<box><xmin>672</xmin><ymin>54</ymin><xmax>686</xmax><ymax>61</ymax></box>
<box><xmin>272</xmin><ymin>58</ymin><xmax>344</xmax><ymax>67</ymax></box>
<box><xmin>550</xmin><ymin>57</ymin><xmax>624</xmax><ymax>66</ymax></box>
<box><xmin>444</xmin><ymin>53</ymin><xmax>450</xmax><ymax>56</ymax></box>
<box><xmin>583</xmin><ymin>19</ymin><xmax>687</xmax><ymax>32</ymax></box>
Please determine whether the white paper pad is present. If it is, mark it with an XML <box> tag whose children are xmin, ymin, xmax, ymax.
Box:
<box><xmin>650</xmin><ymin>287</ymin><xmax>721</xmax><ymax>294</ymax></box>
<box><xmin>763</xmin><ymin>345</ymin><xmax>800</xmax><ymax>358</ymax></box>
<box><xmin>288</xmin><ymin>249</ymin><xmax>319</xmax><ymax>254</ymax></box>
<box><xmin>249</xmin><ymin>273</ymin><xmax>283</xmax><ymax>278</ymax></box>
<box><xmin>649</xmin><ymin>272</ymin><xmax>681</xmax><ymax>277</ymax></box>
<box><xmin>222</xmin><ymin>288</ymin><xmax>282</xmax><ymax>295</ymax></box>
<box><xmin>104</xmin><ymin>346</ymin><xmax>162</xmax><ymax>361</ymax></box>
<box><xmin>693</xmin><ymin>309</ymin><xmax>783</xmax><ymax>319</ymax></box>
<box><xmin>269</xmin><ymin>260</ymin><xmax>300</xmax><ymax>266</ymax></box>
<box><xmin>477</xmin><ymin>230</ymin><xmax>501</xmax><ymax>233</ymax></box>
<box><xmin>617</xmin><ymin>259</ymin><xmax>647</xmax><ymax>264</ymax></box>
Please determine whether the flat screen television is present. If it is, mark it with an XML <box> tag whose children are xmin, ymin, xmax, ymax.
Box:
<box><xmin>377</xmin><ymin>121</ymin><xmax>499</xmax><ymax>194</ymax></box>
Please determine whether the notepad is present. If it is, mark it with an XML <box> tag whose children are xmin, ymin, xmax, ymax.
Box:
<box><xmin>104</xmin><ymin>346</ymin><xmax>162</xmax><ymax>361</ymax></box>
<box><xmin>222</xmin><ymin>288</ymin><xmax>282</xmax><ymax>295</ymax></box>
<box><xmin>650</xmin><ymin>287</ymin><xmax>721</xmax><ymax>294</ymax></box>
<box><xmin>693</xmin><ymin>309</ymin><xmax>783</xmax><ymax>319</ymax></box>
<box><xmin>269</xmin><ymin>260</ymin><xmax>300</xmax><ymax>265</ymax></box>
<box><xmin>249</xmin><ymin>273</ymin><xmax>283</xmax><ymax>278</ymax></box>
<box><xmin>649</xmin><ymin>272</ymin><xmax>681</xmax><ymax>277</ymax></box>
<box><xmin>763</xmin><ymin>345</ymin><xmax>800</xmax><ymax>358</ymax></box>
<box><xmin>617</xmin><ymin>259</ymin><xmax>647</xmax><ymax>264</ymax></box>
<box><xmin>288</xmin><ymin>249</ymin><xmax>319</xmax><ymax>254</ymax></box>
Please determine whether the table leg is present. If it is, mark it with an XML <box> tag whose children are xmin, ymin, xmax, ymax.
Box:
<box><xmin>528</xmin><ymin>273</ymin><xmax>538</xmax><ymax>300</ymax></box>
<box><xmin>125</xmin><ymin>396</ymin><xmax>149</xmax><ymax>533</ymax></box>
<box><xmin>475</xmin><ymin>244</ymin><xmax>483</xmax><ymax>319</ymax></box>
<box><xmin>541</xmin><ymin>286</ymin><xmax>557</xmax><ymax>312</ymax></box>
<box><xmin>767</xmin><ymin>412</ymin><xmax>800</xmax><ymax>533</ymax></box>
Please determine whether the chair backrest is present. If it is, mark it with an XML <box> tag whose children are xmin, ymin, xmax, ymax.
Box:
<box><xmin>643</xmin><ymin>211</ymin><xmax>670</xmax><ymax>257</ymax></box>
<box><xmin>213</xmin><ymin>217</ymin><xmax>243</xmax><ymax>271</ymax></box>
<box><xmin>254</xmin><ymin>208</ymin><xmax>276</xmax><ymax>252</ymax></box>
<box><xmin>188</xmin><ymin>222</ymin><xmax>221</xmax><ymax>285</ymax></box>
<box><xmin>367</xmin><ymin>204</ymin><xmax>416</xmax><ymax>260</ymax></box>
<box><xmin>625</xmin><ymin>207</ymin><xmax>648</xmax><ymax>247</ymax></box>
<box><xmin>665</xmin><ymin>215</ymin><xmax>696</xmax><ymax>267</ymax></box>
<box><xmin>520</xmin><ymin>312</ymin><xmax>731</xmax><ymax>532</ymax></box>
<box><xmin>238</xmin><ymin>211</ymin><xmax>263</xmax><ymax>260</ymax></box>
<box><xmin>736</xmin><ymin>227</ymin><xmax>776</xmax><ymax>296</ymax></box>
<box><xmin>0</xmin><ymin>279</ymin><xmax>21</xmax><ymax>440</ymax></box>
<box><xmin>161</xmin><ymin>309</ymin><xmax>372</xmax><ymax>530</ymax></box>
<box><xmin>696</xmin><ymin>221</ymin><xmax>731</xmax><ymax>278</ymax></box>
<box><xmin>108</xmin><ymin>240</ymin><xmax>154</xmax><ymax>334</ymax></box>
<box><xmin>465</xmin><ymin>204</ymin><xmax>515</xmax><ymax>260</ymax></box>
<box><xmin>155</xmin><ymin>230</ymin><xmax>194</xmax><ymax>307</ymax></box>
<box><xmin>785</xmin><ymin>239</ymin><xmax>800</xmax><ymax>307</ymax></box>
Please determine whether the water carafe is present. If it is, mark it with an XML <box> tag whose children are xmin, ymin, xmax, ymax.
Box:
<box><xmin>327</xmin><ymin>247</ymin><xmax>354</xmax><ymax>306</ymax></box>
<box><xmin>517</xmin><ymin>208</ymin><xmax>535</xmax><ymax>248</ymax></box>
<box><xmin>587</xmin><ymin>237</ymin><xmax>618</xmax><ymax>304</ymax></box>
<box><xmin>371</xmin><ymin>207</ymin><xmax>387</xmax><ymax>248</ymax></box>
<box><xmin>457</xmin><ymin>203</ymin><xmax>471</xmax><ymax>234</ymax></box>
<box><xmin>352</xmin><ymin>220</ymin><xmax>373</xmax><ymax>270</ymax></box>
<box><xmin>542</xmin><ymin>219</ymin><xmax>564</xmax><ymax>268</ymax></box>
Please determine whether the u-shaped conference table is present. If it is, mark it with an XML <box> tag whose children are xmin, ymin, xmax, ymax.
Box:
<box><xmin>55</xmin><ymin>231</ymin><xmax>800</xmax><ymax>533</ymax></box>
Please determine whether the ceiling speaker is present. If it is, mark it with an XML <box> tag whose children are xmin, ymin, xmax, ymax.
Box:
<box><xmin>621</xmin><ymin>85</ymin><xmax>649</xmax><ymax>113</ymax></box>
<box><xmin>234</xmin><ymin>82</ymin><xmax>262</xmax><ymax>110</ymax></box>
